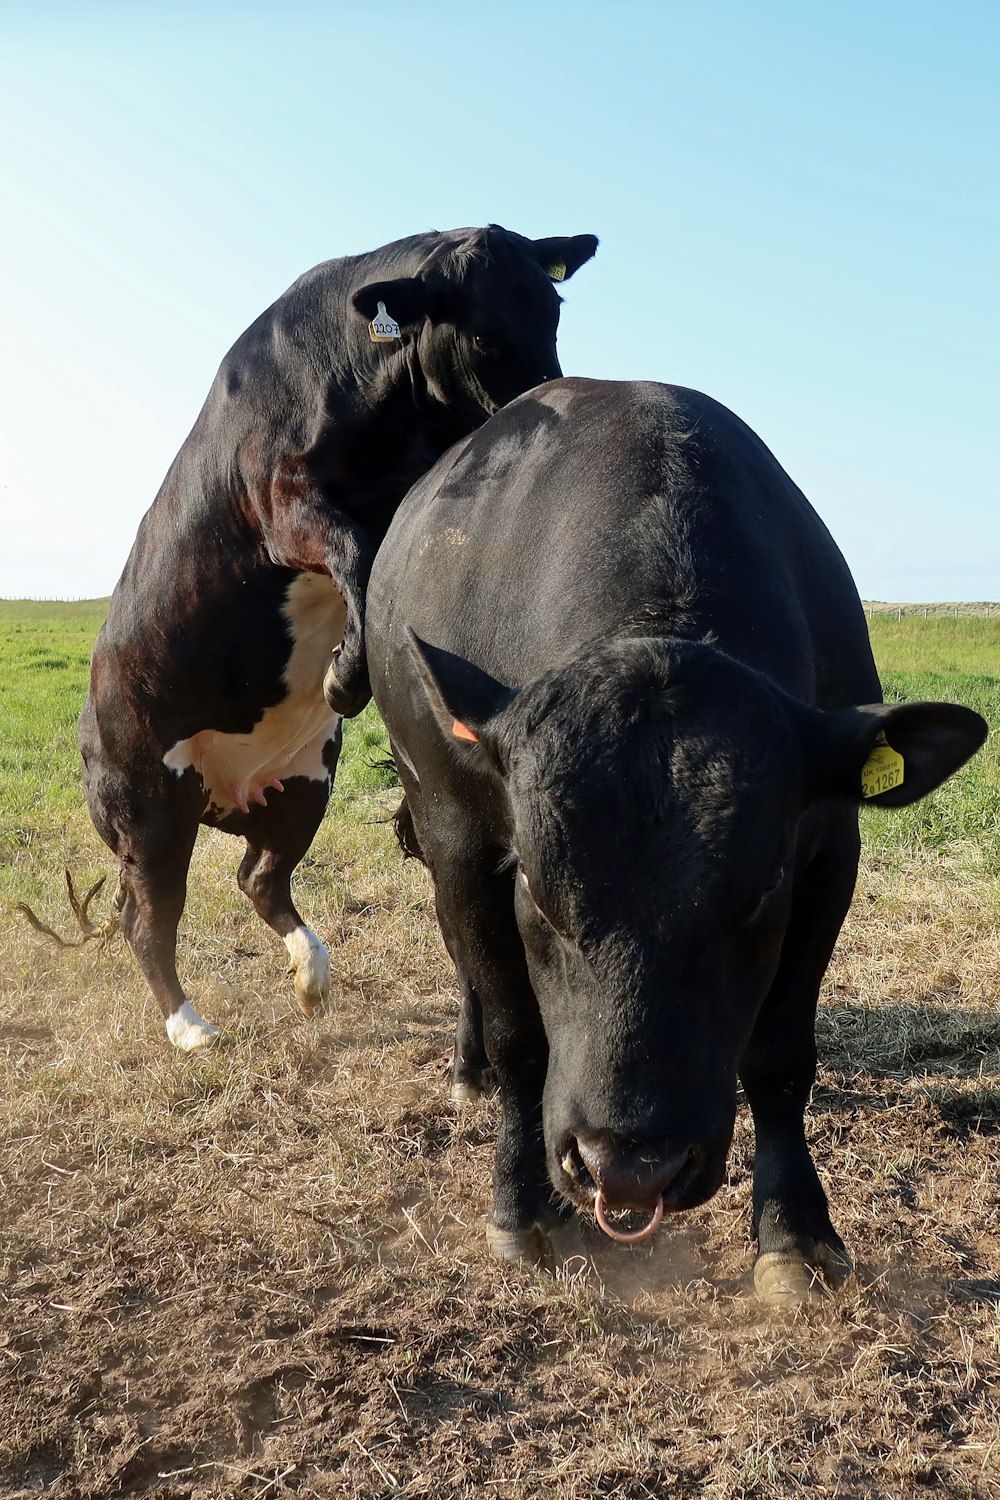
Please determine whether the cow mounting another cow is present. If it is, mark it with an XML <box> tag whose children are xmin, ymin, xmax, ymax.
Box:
<box><xmin>76</xmin><ymin>227</ymin><xmax>597</xmax><ymax>1049</ymax></box>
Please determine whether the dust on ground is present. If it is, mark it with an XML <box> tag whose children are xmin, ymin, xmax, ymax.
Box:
<box><xmin>2</xmin><ymin>812</ymin><xmax>999</xmax><ymax>1499</ymax></box>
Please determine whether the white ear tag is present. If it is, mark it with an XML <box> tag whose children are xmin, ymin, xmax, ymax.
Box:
<box><xmin>369</xmin><ymin>301</ymin><xmax>401</xmax><ymax>343</ymax></box>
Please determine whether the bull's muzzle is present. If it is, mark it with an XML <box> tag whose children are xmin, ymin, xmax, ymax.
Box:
<box><xmin>560</xmin><ymin>1130</ymin><xmax>703</xmax><ymax>1231</ymax></box>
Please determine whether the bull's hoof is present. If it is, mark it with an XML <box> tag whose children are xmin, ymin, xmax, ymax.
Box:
<box><xmin>452</xmin><ymin>1079</ymin><xmax>484</xmax><ymax>1110</ymax></box>
<box><xmin>486</xmin><ymin>1222</ymin><xmax>554</xmax><ymax>1272</ymax></box>
<box><xmin>165</xmin><ymin>1002</ymin><xmax>221</xmax><ymax>1053</ymax></box>
<box><xmin>753</xmin><ymin>1242</ymin><xmax>853</xmax><ymax>1306</ymax></box>
<box><xmin>451</xmin><ymin>1065</ymin><xmax>497</xmax><ymax>1109</ymax></box>
<box><xmin>322</xmin><ymin>659</ymin><xmax>371</xmax><ymax>719</ymax></box>
<box><xmin>284</xmin><ymin>927</ymin><xmax>330</xmax><ymax>1018</ymax></box>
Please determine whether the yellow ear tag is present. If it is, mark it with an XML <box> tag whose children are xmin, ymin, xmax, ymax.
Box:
<box><xmin>547</xmin><ymin>262</ymin><xmax>567</xmax><ymax>282</ymax></box>
<box><xmin>861</xmin><ymin>731</ymin><xmax>905</xmax><ymax>798</ymax></box>
<box><xmin>369</xmin><ymin>301</ymin><xmax>401</xmax><ymax>343</ymax></box>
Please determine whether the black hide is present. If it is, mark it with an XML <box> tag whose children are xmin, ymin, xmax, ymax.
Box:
<box><xmin>366</xmin><ymin>376</ymin><xmax>987</xmax><ymax>1288</ymax></box>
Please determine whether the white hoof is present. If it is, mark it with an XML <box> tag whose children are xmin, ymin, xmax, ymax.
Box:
<box><xmin>166</xmin><ymin>1001</ymin><xmax>221</xmax><ymax>1052</ymax></box>
<box><xmin>284</xmin><ymin>925</ymin><xmax>330</xmax><ymax>1018</ymax></box>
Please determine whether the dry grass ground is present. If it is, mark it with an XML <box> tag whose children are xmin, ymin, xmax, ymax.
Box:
<box><xmin>1</xmin><ymin>606</ymin><xmax>999</xmax><ymax>1498</ymax></box>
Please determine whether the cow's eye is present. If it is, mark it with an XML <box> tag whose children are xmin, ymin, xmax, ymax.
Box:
<box><xmin>471</xmin><ymin>333</ymin><xmax>502</xmax><ymax>356</ymax></box>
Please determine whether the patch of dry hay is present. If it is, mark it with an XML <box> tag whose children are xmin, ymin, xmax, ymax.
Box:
<box><xmin>2</xmin><ymin>804</ymin><xmax>999</xmax><ymax>1498</ymax></box>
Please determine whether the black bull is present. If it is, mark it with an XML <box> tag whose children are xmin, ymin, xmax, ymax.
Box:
<box><xmin>366</xmin><ymin>377</ymin><xmax>987</xmax><ymax>1303</ymax></box>
<box><xmin>78</xmin><ymin>226</ymin><xmax>596</xmax><ymax>1051</ymax></box>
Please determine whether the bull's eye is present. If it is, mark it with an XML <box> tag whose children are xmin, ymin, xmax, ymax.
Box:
<box><xmin>471</xmin><ymin>333</ymin><xmax>502</xmax><ymax>356</ymax></box>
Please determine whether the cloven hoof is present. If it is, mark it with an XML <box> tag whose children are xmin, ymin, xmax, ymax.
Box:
<box><xmin>452</xmin><ymin>1079</ymin><xmax>486</xmax><ymax>1110</ymax></box>
<box><xmin>293</xmin><ymin>981</ymin><xmax>324</xmax><ymax>1020</ymax></box>
<box><xmin>753</xmin><ymin>1242</ymin><xmax>853</xmax><ymax>1306</ymax></box>
<box><xmin>486</xmin><ymin>1222</ymin><xmax>555</xmax><ymax>1272</ymax></box>
<box><xmin>451</xmin><ymin>1066</ymin><xmax>497</xmax><ymax>1110</ymax></box>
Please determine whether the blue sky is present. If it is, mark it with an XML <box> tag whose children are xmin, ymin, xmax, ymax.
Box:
<box><xmin>1</xmin><ymin>0</ymin><xmax>997</xmax><ymax>600</ymax></box>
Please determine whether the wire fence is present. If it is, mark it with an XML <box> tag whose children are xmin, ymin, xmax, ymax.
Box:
<box><xmin>863</xmin><ymin>603</ymin><xmax>997</xmax><ymax>620</ymax></box>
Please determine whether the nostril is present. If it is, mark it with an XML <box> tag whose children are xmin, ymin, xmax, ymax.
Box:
<box><xmin>560</xmin><ymin>1137</ymin><xmax>594</xmax><ymax>1190</ymax></box>
<box><xmin>573</xmin><ymin>1133</ymin><xmax>701</xmax><ymax>1212</ymax></box>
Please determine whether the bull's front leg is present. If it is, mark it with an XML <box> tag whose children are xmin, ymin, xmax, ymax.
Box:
<box><xmin>739</xmin><ymin>839</ymin><xmax>860</xmax><ymax>1305</ymax></box>
<box><xmin>429</xmin><ymin>838</ymin><xmax>562</xmax><ymax>1269</ymax></box>
<box><xmin>319</xmin><ymin>516</ymin><xmax>373</xmax><ymax>717</ymax></box>
<box><xmin>257</xmin><ymin>474</ymin><xmax>377</xmax><ymax>718</ymax></box>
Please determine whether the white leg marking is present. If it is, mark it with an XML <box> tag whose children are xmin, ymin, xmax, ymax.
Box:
<box><xmin>165</xmin><ymin>1001</ymin><xmax>220</xmax><ymax>1052</ymax></box>
<box><xmin>284</xmin><ymin>925</ymin><xmax>330</xmax><ymax>1017</ymax></box>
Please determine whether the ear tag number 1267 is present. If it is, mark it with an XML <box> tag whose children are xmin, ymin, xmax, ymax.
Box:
<box><xmin>861</xmin><ymin>732</ymin><xmax>905</xmax><ymax>798</ymax></box>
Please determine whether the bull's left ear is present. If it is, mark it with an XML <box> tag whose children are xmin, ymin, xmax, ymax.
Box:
<box><xmin>815</xmin><ymin>700</ymin><xmax>988</xmax><ymax>807</ymax></box>
<box><xmin>406</xmin><ymin>628</ymin><xmax>520</xmax><ymax>750</ymax></box>
<box><xmin>530</xmin><ymin>234</ymin><xmax>599</xmax><ymax>283</ymax></box>
<box><xmin>352</xmin><ymin>277</ymin><xmax>430</xmax><ymax>329</ymax></box>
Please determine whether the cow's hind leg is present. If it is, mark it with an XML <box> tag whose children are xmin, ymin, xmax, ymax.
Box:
<box><xmin>82</xmin><ymin>706</ymin><xmax>218</xmax><ymax>1050</ymax></box>
<box><xmin>107</xmin><ymin>808</ymin><xmax>218</xmax><ymax>1051</ymax></box>
<box><xmin>233</xmin><ymin>724</ymin><xmax>341</xmax><ymax>1017</ymax></box>
<box><xmin>120</xmin><ymin>844</ymin><xmax>220</xmax><ymax>1051</ymax></box>
<box><xmin>739</xmin><ymin>833</ymin><xmax>860</xmax><ymax>1305</ymax></box>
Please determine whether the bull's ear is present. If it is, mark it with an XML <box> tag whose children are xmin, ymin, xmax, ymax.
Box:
<box><xmin>530</xmin><ymin>234</ymin><xmax>598</xmax><ymax>283</ymax></box>
<box><xmin>814</xmin><ymin>700</ymin><xmax>987</xmax><ymax>807</ymax></box>
<box><xmin>406</xmin><ymin>628</ymin><xmax>519</xmax><ymax>747</ymax></box>
<box><xmin>352</xmin><ymin>277</ymin><xmax>430</xmax><ymax>328</ymax></box>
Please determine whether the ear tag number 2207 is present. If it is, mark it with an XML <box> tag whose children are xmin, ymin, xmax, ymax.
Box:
<box><xmin>369</xmin><ymin>301</ymin><xmax>401</xmax><ymax>343</ymax></box>
<box><xmin>861</xmin><ymin>732</ymin><xmax>905</xmax><ymax>798</ymax></box>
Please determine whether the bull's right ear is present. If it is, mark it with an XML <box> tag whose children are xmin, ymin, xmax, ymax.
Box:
<box><xmin>352</xmin><ymin>278</ymin><xmax>430</xmax><ymax>329</ymax></box>
<box><xmin>406</xmin><ymin>628</ymin><xmax>519</xmax><ymax>748</ymax></box>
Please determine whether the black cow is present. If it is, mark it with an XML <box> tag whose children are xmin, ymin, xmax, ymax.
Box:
<box><xmin>366</xmin><ymin>377</ymin><xmax>987</xmax><ymax>1302</ymax></box>
<box><xmin>79</xmin><ymin>227</ymin><xmax>597</xmax><ymax>1051</ymax></box>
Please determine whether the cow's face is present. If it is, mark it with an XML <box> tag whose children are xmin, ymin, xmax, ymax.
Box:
<box><xmin>410</xmin><ymin>633</ymin><xmax>986</xmax><ymax>1219</ymax></box>
<box><xmin>352</xmin><ymin>228</ymin><xmax>597</xmax><ymax>424</ymax></box>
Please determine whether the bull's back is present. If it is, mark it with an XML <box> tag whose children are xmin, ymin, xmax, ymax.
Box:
<box><xmin>369</xmin><ymin>378</ymin><xmax>879</xmax><ymax>717</ymax></box>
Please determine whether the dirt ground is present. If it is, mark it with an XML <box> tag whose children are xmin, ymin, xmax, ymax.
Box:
<box><xmin>2</xmin><ymin>810</ymin><xmax>999</xmax><ymax>1499</ymax></box>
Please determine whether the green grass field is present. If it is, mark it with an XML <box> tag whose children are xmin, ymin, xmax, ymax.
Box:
<box><xmin>865</xmin><ymin>615</ymin><xmax>1000</xmax><ymax>868</ymax></box>
<box><xmin>2</xmin><ymin>600</ymin><xmax>995</xmax><ymax>909</ymax></box>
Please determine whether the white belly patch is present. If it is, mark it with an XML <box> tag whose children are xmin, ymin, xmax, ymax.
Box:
<box><xmin>162</xmin><ymin>573</ymin><xmax>346</xmax><ymax>814</ymax></box>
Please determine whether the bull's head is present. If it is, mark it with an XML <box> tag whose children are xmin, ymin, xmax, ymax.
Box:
<box><xmin>410</xmin><ymin>632</ymin><xmax>987</xmax><ymax>1221</ymax></box>
<box><xmin>351</xmin><ymin>226</ymin><xmax>597</xmax><ymax>423</ymax></box>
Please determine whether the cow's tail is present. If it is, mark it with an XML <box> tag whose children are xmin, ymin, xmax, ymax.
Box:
<box><xmin>17</xmin><ymin>869</ymin><xmax>123</xmax><ymax>948</ymax></box>
<box><xmin>392</xmin><ymin>797</ymin><xmax>426</xmax><ymax>864</ymax></box>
